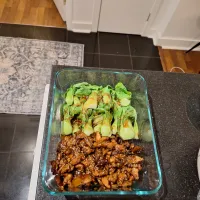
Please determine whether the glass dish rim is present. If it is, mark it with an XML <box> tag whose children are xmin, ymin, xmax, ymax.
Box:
<box><xmin>42</xmin><ymin>68</ymin><xmax>162</xmax><ymax>196</ymax></box>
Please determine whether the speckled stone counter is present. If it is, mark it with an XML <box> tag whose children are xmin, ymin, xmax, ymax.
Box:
<box><xmin>36</xmin><ymin>66</ymin><xmax>200</xmax><ymax>200</ymax></box>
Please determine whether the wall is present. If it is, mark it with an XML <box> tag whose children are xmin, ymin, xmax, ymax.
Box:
<box><xmin>152</xmin><ymin>0</ymin><xmax>200</xmax><ymax>50</ymax></box>
<box><xmin>150</xmin><ymin>0</ymin><xmax>180</xmax><ymax>37</ymax></box>
<box><xmin>163</xmin><ymin>0</ymin><xmax>200</xmax><ymax>39</ymax></box>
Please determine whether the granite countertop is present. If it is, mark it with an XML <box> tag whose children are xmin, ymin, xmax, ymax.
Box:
<box><xmin>36</xmin><ymin>66</ymin><xmax>200</xmax><ymax>200</ymax></box>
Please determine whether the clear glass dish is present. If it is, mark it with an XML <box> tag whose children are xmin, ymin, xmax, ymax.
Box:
<box><xmin>42</xmin><ymin>68</ymin><xmax>162</xmax><ymax>196</ymax></box>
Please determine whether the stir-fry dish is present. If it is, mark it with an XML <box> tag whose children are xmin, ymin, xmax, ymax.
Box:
<box><xmin>51</xmin><ymin>82</ymin><xmax>144</xmax><ymax>191</ymax></box>
<box><xmin>51</xmin><ymin>132</ymin><xmax>143</xmax><ymax>191</ymax></box>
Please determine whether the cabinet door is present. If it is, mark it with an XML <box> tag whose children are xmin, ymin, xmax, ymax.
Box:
<box><xmin>53</xmin><ymin>0</ymin><xmax>66</xmax><ymax>21</ymax></box>
<box><xmin>98</xmin><ymin>0</ymin><xmax>155</xmax><ymax>34</ymax></box>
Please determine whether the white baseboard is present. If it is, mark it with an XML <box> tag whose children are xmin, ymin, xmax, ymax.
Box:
<box><xmin>71</xmin><ymin>21</ymin><xmax>92</xmax><ymax>33</ymax></box>
<box><xmin>161</xmin><ymin>45</ymin><xmax>200</xmax><ymax>51</ymax></box>
<box><xmin>152</xmin><ymin>33</ymin><xmax>200</xmax><ymax>51</ymax></box>
<box><xmin>72</xmin><ymin>29</ymin><xmax>91</xmax><ymax>33</ymax></box>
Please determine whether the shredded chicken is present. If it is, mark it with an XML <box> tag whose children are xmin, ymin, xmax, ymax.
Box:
<box><xmin>51</xmin><ymin>132</ymin><xmax>144</xmax><ymax>191</ymax></box>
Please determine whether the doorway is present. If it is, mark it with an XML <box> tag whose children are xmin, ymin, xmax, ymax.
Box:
<box><xmin>0</xmin><ymin>0</ymin><xmax>66</xmax><ymax>28</ymax></box>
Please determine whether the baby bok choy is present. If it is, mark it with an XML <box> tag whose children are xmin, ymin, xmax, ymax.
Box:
<box><xmin>115</xmin><ymin>82</ymin><xmax>132</xmax><ymax>106</ymax></box>
<box><xmin>101</xmin><ymin>111</ymin><xmax>112</xmax><ymax>137</ymax></box>
<box><xmin>83</xmin><ymin>91</ymin><xmax>98</xmax><ymax>111</ymax></box>
<box><xmin>83</xmin><ymin>116</ymin><xmax>94</xmax><ymax>136</ymax></box>
<box><xmin>118</xmin><ymin>106</ymin><xmax>139</xmax><ymax>140</ymax></box>
<box><xmin>59</xmin><ymin>81</ymin><xmax>139</xmax><ymax>140</ymax></box>
<box><xmin>112</xmin><ymin>101</ymin><xmax>123</xmax><ymax>135</ymax></box>
<box><xmin>65</xmin><ymin>87</ymin><xmax>74</xmax><ymax>106</ymax></box>
<box><xmin>61</xmin><ymin>104</ymin><xmax>73</xmax><ymax>135</ymax></box>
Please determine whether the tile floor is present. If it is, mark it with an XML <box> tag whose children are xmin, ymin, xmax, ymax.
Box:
<box><xmin>0</xmin><ymin>23</ymin><xmax>163</xmax><ymax>200</ymax></box>
<box><xmin>0</xmin><ymin>114</ymin><xmax>39</xmax><ymax>200</ymax></box>
<box><xmin>0</xmin><ymin>23</ymin><xmax>163</xmax><ymax>71</ymax></box>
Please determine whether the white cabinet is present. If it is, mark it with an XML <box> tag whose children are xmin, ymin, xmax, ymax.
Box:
<box><xmin>65</xmin><ymin>0</ymin><xmax>101</xmax><ymax>32</ymax></box>
<box><xmin>98</xmin><ymin>0</ymin><xmax>155</xmax><ymax>34</ymax></box>
<box><xmin>65</xmin><ymin>0</ymin><xmax>156</xmax><ymax>34</ymax></box>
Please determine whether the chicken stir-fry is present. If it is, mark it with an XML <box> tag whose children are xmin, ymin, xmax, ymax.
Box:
<box><xmin>51</xmin><ymin>132</ymin><xmax>144</xmax><ymax>191</ymax></box>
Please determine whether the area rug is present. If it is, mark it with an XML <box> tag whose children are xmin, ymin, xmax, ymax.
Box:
<box><xmin>0</xmin><ymin>37</ymin><xmax>84</xmax><ymax>115</ymax></box>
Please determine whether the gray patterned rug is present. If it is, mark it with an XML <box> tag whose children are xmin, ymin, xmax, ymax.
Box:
<box><xmin>0</xmin><ymin>37</ymin><xmax>84</xmax><ymax>115</ymax></box>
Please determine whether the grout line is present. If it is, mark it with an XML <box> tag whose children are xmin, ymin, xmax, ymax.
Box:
<box><xmin>100</xmin><ymin>53</ymin><xmax>130</xmax><ymax>57</ymax></box>
<box><xmin>84</xmin><ymin>52</ymin><xmax>159</xmax><ymax>58</ymax></box>
<box><xmin>131</xmin><ymin>55</ymin><xmax>160</xmax><ymax>58</ymax></box>
<box><xmin>10</xmin><ymin>123</ymin><xmax>17</xmax><ymax>152</ymax></box>
<box><xmin>4</xmin><ymin>123</ymin><xmax>16</xmax><ymax>179</ymax></box>
<box><xmin>127</xmin><ymin>35</ymin><xmax>133</xmax><ymax>70</ymax></box>
<box><xmin>84</xmin><ymin>52</ymin><xmax>99</xmax><ymax>55</ymax></box>
<box><xmin>85</xmin><ymin>52</ymin><xmax>131</xmax><ymax>57</ymax></box>
<box><xmin>0</xmin><ymin>151</ymin><xmax>11</xmax><ymax>154</ymax></box>
<box><xmin>4</xmin><ymin>153</ymin><xmax>11</xmax><ymax>180</ymax></box>
<box><xmin>10</xmin><ymin>150</ymin><xmax>34</xmax><ymax>153</ymax></box>
<box><xmin>98</xmin><ymin>32</ymin><xmax>101</xmax><ymax>68</ymax></box>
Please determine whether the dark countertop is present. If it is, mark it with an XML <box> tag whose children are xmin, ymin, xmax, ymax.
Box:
<box><xmin>36</xmin><ymin>66</ymin><xmax>200</xmax><ymax>200</ymax></box>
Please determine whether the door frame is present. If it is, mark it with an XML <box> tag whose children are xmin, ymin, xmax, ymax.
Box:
<box><xmin>141</xmin><ymin>0</ymin><xmax>163</xmax><ymax>38</ymax></box>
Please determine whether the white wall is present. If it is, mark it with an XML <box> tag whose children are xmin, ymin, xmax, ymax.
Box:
<box><xmin>152</xmin><ymin>0</ymin><xmax>200</xmax><ymax>50</ymax></box>
<box><xmin>150</xmin><ymin>0</ymin><xmax>180</xmax><ymax>37</ymax></box>
<box><xmin>163</xmin><ymin>0</ymin><xmax>200</xmax><ymax>40</ymax></box>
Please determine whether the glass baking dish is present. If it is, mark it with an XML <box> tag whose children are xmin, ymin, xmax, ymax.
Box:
<box><xmin>42</xmin><ymin>67</ymin><xmax>162</xmax><ymax>196</ymax></box>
